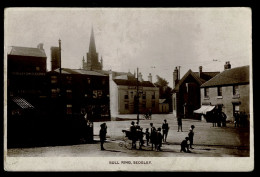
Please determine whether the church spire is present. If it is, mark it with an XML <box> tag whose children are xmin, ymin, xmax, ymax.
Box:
<box><xmin>89</xmin><ymin>26</ymin><xmax>96</xmax><ymax>54</ymax></box>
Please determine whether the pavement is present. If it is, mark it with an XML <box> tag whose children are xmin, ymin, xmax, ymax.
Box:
<box><xmin>7</xmin><ymin>114</ymin><xmax>250</xmax><ymax>157</ymax></box>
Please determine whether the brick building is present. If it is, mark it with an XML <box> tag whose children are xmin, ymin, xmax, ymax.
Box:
<box><xmin>199</xmin><ymin>64</ymin><xmax>250</xmax><ymax>122</ymax></box>
<box><xmin>172</xmin><ymin>66</ymin><xmax>219</xmax><ymax>119</ymax></box>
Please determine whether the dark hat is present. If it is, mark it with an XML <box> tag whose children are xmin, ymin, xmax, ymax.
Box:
<box><xmin>191</xmin><ymin>125</ymin><xmax>195</xmax><ymax>129</ymax></box>
<box><xmin>150</xmin><ymin>123</ymin><xmax>153</xmax><ymax>125</ymax></box>
<box><xmin>131</xmin><ymin>121</ymin><xmax>135</xmax><ymax>125</ymax></box>
<box><xmin>185</xmin><ymin>137</ymin><xmax>189</xmax><ymax>140</ymax></box>
<box><xmin>158</xmin><ymin>127</ymin><xmax>161</xmax><ymax>131</ymax></box>
<box><xmin>164</xmin><ymin>119</ymin><xmax>167</xmax><ymax>122</ymax></box>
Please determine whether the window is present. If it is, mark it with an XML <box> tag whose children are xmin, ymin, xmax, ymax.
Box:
<box><xmin>125</xmin><ymin>103</ymin><xmax>129</xmax><ymax>110</ymax></box>
<box><xmin>66</xmin><ymin>76</ymin><xmax>72</xmax><ymax>84</ymax></box>
<box><xmin>152</xmin><ymin>92</ymin><xmax>155</xmax><ymax>99</ymax></box>
<box><xmin>124</xmin><ymin>91</ymin><xmax>129</xmax><ymax>99</ymax></box>
<box><xmin>130</xmin><ymin>91</ymin><xmax>134</xmax><ymax>98</ymax></box>
<box><xmin>51</xmin><ymin>76</ymin><xmax>58</xmax><ymax>84</ymax></box>
<box><xmin>217</xmin><ymin>87</ymin><xmax>222</xmax><ymax>96</ymax></box>
<box><xmin>87</xmin><ymin>78</ymin><xmax>91</xmax><ymax>84</ymax></box>
<box><xmin>142</xmin><ymin>92</ymin><xmax>146</xmax><ymax>99</ymax></box>
<box><xmin>233</xmin><ymin>85</ymin><xmax>239</xmax><ymax>96</ymax></box>
<box><xmin>51</xmin><ymin>89</ymin><xmax>57</xmax><ymax>98</ymax></box>
<box><xmin>204</xmin><ymin>88</ymin><xmax>209</xmax><ymax>98</ymax></box>
<box><xmin>36</xmin><ymin>66</ymin><xmax>40</xmax><ymax>71</ymax></box>
<box><xmin>142</xmin><ymin>101</ymin><xmax>146</xmax><ymax>108</ymax></box>
<box><xmin>66</xmin><ymin>89</ymin><xmax>72</xmax><ymax>99</ymax></box>
<box><xmin>66</xmin><ymin>104</ymin><xmax>72</xmax><ymax>115</ymax></box>
<box><xmin>152</xmin><ymin>101</ymin><xmax>155</xmax><ymax>108</ymax></box>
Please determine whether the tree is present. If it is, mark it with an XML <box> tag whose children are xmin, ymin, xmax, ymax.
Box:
<box><xmin>155</xmin><ymin>75</ymin><xmax>173</xmax><ymax>112</ymax></box>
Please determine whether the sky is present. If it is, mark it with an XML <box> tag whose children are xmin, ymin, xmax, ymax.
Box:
<box><xmin>5</xmin><ymin>8</ymin><xmax>252</xmax><ymax>88</ymax></box>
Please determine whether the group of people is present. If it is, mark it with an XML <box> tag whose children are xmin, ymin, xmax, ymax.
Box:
<box><xmin>234</xmin><ymin>111</ymin><xmax>248</xmax><ymax>128</ymax></box>
<box><xmin>208</xmin><ymin>110</ymin><xmax>227</xmax><ymax>127</ymax></box>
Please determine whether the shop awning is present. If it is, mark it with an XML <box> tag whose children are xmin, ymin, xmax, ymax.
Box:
<box><xmin>194</xmin><ymin>105</ymin><xmax>215</xmax><ymax>115</ymax></box>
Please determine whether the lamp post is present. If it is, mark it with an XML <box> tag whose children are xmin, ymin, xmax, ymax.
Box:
<box><xmin>136</xmin><ymin>67</ymin><xmax>139</xmax><ymax>123</ymax></box>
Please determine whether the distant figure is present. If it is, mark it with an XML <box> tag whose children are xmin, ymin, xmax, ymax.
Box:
<box><xmin>240</xmin><ymin>111</ymin><xmax>248</xmax><ymax>127</ymax></box>
<box><xmin>162</xmin><ymin>119</ymin><xmax>169</xmax><ymax>142</ymax></box>
<box><xmin>150</xmin><ymin>123</ymin><xmax>156</xmax><ymax>150</ymax></box>
<box><xmin>234</xmin><ymin>112</ymin><xmax>240</xmax><ymax>127</ymax></box>
<box><xmin>221</xmin><ymin>112</ymin><xmax>227</xmax><ymax>127</ymax></box>
<box><xmin>99</xmin><ymin>123</ymin><xmax>106</xmax><ymax>150</ymax></box>
<box><xmin>217</xmin><ymin>111</ymin><xmax>222</xmax><ymax>127</ymax></box>
<box><xmin>212</xmin><ymin>111</ymin><xmax>217</xmax><ymax>127</ymax></box>
<box><xmin>188</xmin><ymin>125</ymin><xmax>195</xmax><ymax>149</ymax></box>
<box><xmin>180</xmin><ymin>137</ymin><xmax>191</xmax><ymax>153</ymax></box>
<box><xmin>177</xmin><ymin>116</ymin><xmax>183</xmax><ymax>132</ymax></box>
<box><xmin>156</xmin><ymin>128</ymin><xmax>163</xmax><ymax>151</ymax></box>
<box><xmin>130</xmin><ymin>121</ymin><xmax>137</xmax><ymax>149</ymax></box>
<box><xmin>149</xmin><ymin>109</ymin><xmax>152</xmax><ymax>119</ymax></box>
<box><xmin>145</xmin><ymin>128</ymin><xmax>150</xmax><ymax>146</ymax></box>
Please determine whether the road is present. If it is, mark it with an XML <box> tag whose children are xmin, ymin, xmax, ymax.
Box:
<box><xmin>7</xmin><ymin>114</ymin><xmax>250</xmax><ymax>157</ymax></box>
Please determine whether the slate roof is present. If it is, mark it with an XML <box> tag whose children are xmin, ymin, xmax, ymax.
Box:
<box><xmin>113</xmin><ymin>79</ymin><xmax>156</xmax><ymax>87</ymax></box>
<box><xmin>8</xmin><ymin>46</ymin><xmax>47</xmax><ymax>58</ymax></box>
<box><xmin>173</xmin><ymin>70</ymin><xmax>220</xmax><ymax>92</ymax></box>
<box><xmin>53</xmin><ymin>68</ymin><xmax>106</xmax><ymax>76</ymax></box>
<box><xmin>201</xmin><ymin>65</ymin><xmax>249</xmax><ymax>87</ymax></box>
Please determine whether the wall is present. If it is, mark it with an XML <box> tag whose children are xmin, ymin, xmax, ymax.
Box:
<box><xmin>200</xmin><ymin>84</ymin><xmax>250</xmax><ymax>121</ymax></box>
<box><xmin>109</xmin><ymin>73</ymin><xmax>119</xmax><ymax>119</ymax></box>
<box><xmin>117</xmin><ymin>86</ymin><xmax>159</xmax><ymax>114</ymax></box>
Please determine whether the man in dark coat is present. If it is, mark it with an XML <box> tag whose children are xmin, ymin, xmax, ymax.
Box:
<box><xmin>99</xmin><ymin>123</ymin><xmax>106</xmax><ymax>150</ymax></box>
<box><xmin>188</xmin><ymin>125</ymin><xmax>195</xmax><ymax>149</ymax></box>
<box><xmin>156</xmin><ymin>128</ymin><xmax>163</xmax><ymax>151</ymax></box>
<box><xmin>180</xmin><ymin>137</ymin><xmax>191</xmax><ymax>153</ymax></box>
<box><xmin>150</xmin><ymin>123</ymin><xmax>156</xmax><ymax>150</ymax></box>
<box><xmin>221</xmin><ymin>112</ymin><xmax>227</xmax><ymax>127</ymax></box>
<box><xmin>130</xmin><ymin>121</ymin><xmax>137</xmax><ymax>149</ymax></box>
<box><xmin>177</xmin><ymin>116</ymin><xmax>183</xmax><ymax>132</ymax></box>
<box><xmin>162</xmin><ymin>119</ymin><xmax>169</xmax><ymax>142</ymax></box>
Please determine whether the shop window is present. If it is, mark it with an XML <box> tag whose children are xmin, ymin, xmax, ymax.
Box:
<box><xmin>66</xmin><ymin>76</ymin><xmax>72</xmax><ymax>84</ymax></box>
<box><xmin>66</xmin><ymin>89</ymin><xmax>72</xmax><ymax>99</ymax></box>
<box><xmin>51</xmin><ymin>89</ymin><xmax>57</xmax><ymax>98</ymax></box>
<box><xmin>204</xmin><ymin>88</ymin><xmax>209</xmax><ymax>98</ymax></box>
<box><xmin>66</xmin><ymin>104</ymin><xmax>72</xmax><ymax>115</ymax></box>
<box><xmin>51</xmin><ymin>76</ymin><xmax>58</xmax><ymax>84</ymax></box>
<box><xmin>152</xmin><ymin>101</ymin><xmax>155</xmax><ymax>108</ymax></box>
<box><xmin>124</xmin><ymin>91</ymin><xmax>129</xmax><ymax>99</ymax></box>
<box><xmin>217</xmin><ymin>87</ymin><xmax>222</xmax><ymax>97</ymax></box>
<box><xmin>152</xmin><ymin>92</ymin><xmax>155</xmax><ymax>99</ymax></box>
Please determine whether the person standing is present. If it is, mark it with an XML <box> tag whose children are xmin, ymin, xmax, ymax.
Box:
<box><xmin>156</xmin><ymin>128</ymin><xmax>163</xmax><ymax>151</ymax></box>
<box><xmin>99</xmin><ymin>123</ymin><xmax>106</xmax><ymax>150</ymax></box>
<box><xmin>177</xmin><ymin>116</ymin><xmax>183</xmax><ymax>132</ymax></box>
<box><xmin>149</xmin><ymin>108</ymin><xmax>152</xmax><ymax>119</ymax></box>
<box><xmin>234</xmin><ymin>112</ymin><xmax>240</xmax><ymax>127</ymax></box>
<box><xmin>212</xmin><ymin>111</ymin><xmax>217</xmax><ymax>127</ymax></box>
<box><xmin>162</xmin><ymin>119</ymin><xmax>169</xmax><ymax>142</ymax></box>
<box><xmin>145</xmin><ymin>128</ymin><xmax>150</xmax><ymax>146</ymax></box>
<box><xmin>150</xmin><ymin>123</ymin><xmax>156</xmax><ymax>150</ymax></box>
<box><xmin>221</xmin><ymin>112</ymin><xmax>227</xmax><ymax>127</ymax></box>
<box><xmin>188</xmin><ymin>125</ymin><xmax>195</xmax><ymax>149</ymax></box>
<box><xmin>130</xmin><ymin>121</ymin><xmax>137</xmax><ymax>149</ymax></box>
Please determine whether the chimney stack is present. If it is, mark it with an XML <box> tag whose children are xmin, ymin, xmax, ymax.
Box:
<box><xmin>148</xmin><ymin>73</ymin><xmax>152</xmax><ymax>83</ymax></box>
<box><xmin>37</xmin><ymin>43</ymin><xmax>44</xmax><ymax>50</ymax></box>
<box><xmin>199</xmin><ymin>66</ymin><xmax>203</xmax><ymax>78</ymax></box>
<box><xmin>138</xmin><ymin>72</ymin><xmax>143</xmax><ymax>82</ymax></box>
<box><xmin>173</xmin><ymin>67</ymin><xmax>179</xmax><ymax>89</ymax></box>
<box><xmin>224</xmin><ymin>61</ymin><xmax>231</xmax><ymax>70</ymax></box>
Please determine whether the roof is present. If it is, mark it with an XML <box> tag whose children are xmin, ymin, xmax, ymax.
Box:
<box><xmin>94</xmin><ymin>69</ymin><xmax>135</xmax><ymax>79</ymax></box>
<box><xmin>8</xmin><ymin>46</ymin><xmax>47</xmax><ymax>58</ymax></box>
<box><xmin>53</xmin><ymin>68</ymin><xmax>106</xmax><ymax>76</ymax></box>
<box><xmin>12</xmin><ymin>97</ymin><xmax>34</xmax><ymax>109</ymax></box>
<box><xmin>201</xmin><ymin>65</ymin><xmax>249</xmax><ymax>87</ymax></box>
<box><xmin>113</xmin><ymin>79</ymin><xmax>156</xmax><ymax>87</ymax></box>
<box><xmin>173</xmin><ymin>70</ymin><xmax>219</xmax><ymax>92</ymax></box>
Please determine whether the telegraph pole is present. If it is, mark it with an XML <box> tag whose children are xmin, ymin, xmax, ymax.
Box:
<box><xmin>136</xmin><ymin>67</ymin><xmax>139</xmax><ymax>123</ymax></box>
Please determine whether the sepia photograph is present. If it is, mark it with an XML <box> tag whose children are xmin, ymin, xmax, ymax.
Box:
<box><xmin>4</xmin><ymin>8</ymin><xmax>253</xmax><ymax>171</ymax></box>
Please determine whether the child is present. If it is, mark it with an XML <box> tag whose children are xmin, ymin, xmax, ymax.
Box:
<box><xmin>145</xmin><ymin>128</ymin><xmax>150</xmax><ymax>146</ymax></box>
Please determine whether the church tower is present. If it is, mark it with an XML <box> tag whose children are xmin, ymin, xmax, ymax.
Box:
<box><xmin>83</xmin><ymin>27</ymin><xmax>103</xmax><ymax>70</ymax></box>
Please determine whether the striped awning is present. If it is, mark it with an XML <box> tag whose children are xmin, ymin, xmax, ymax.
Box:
<box><xmin>12</xmin><ymin>97</ymin><xmax>34</xmax><ymax>109</ymax></box>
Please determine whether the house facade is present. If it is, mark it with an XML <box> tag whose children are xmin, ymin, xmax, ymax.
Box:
<box><xmin>172</xmin><ymin>66</ymin><xmax>219</xmax><ymax>119</ymax></box>
<box><xmin>200</xmin><ymin>64</ymin><xmax>250</xmax><ymax>122</ymax></box>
